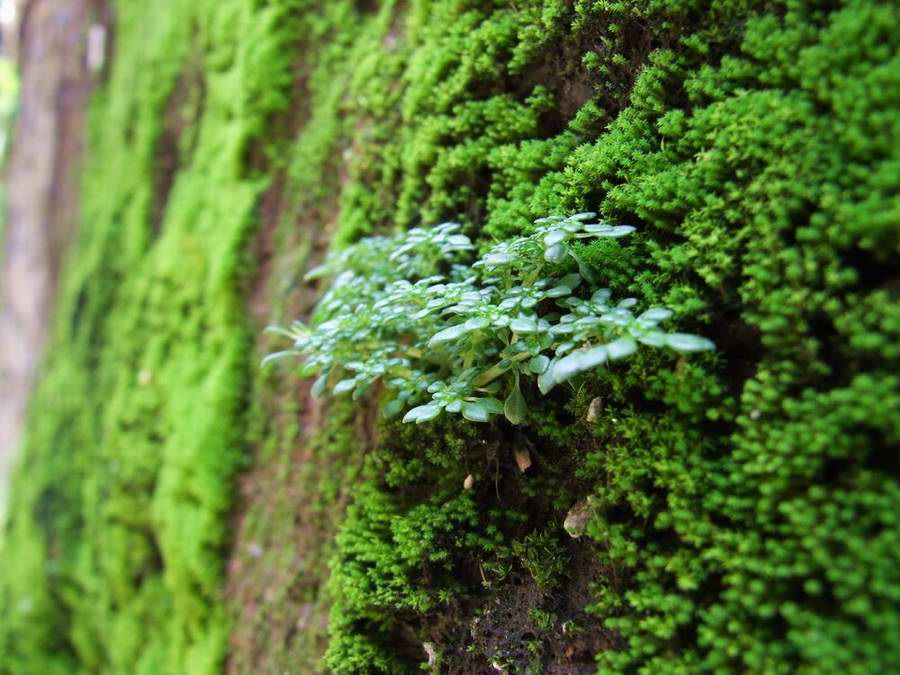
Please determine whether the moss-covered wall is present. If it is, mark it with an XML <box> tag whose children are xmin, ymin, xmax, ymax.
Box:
<box><xmin>1</xmin><ymin>0</ymin><xmax>898</xmax><ymax>673</ymax></box>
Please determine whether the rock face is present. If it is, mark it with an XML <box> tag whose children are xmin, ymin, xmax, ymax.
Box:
<box><xmin>0</xmin><ymin>0</ymin><xmax>95</xmax><ymax>509</ymax></box>
<box><xmin>2</xmin><ymin>1</ymin><xmax>900</xmax><ymax>674</ymax></box>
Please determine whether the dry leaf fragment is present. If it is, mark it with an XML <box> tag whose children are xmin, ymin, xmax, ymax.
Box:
<box><xmin>514</xmin><ymin>449</ymin><xmax>531</xmax><ymax>472</ymax></box>
<box><xmin>586</xmin><ymin>397</ymin><xmax>603</xmax><ymax>422</ymax></box>
<box><xmin>423</xmin><ymin>642</ymin><xmax>438</xmax><ymax>667</ymax></box>
<box><xmin>564</xmin><ymin>499</ymin><xmax>593</xmax><ymax>538</ymax></box>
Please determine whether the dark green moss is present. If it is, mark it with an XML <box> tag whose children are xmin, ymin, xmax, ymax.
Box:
<box><xmin>2</xmin><ymin>0</ymin><xmax>898</xmax><ymax>672</ymax></box>
<box><xmin>317</xmin><ymin>0</ymin><xmax>900</xmax><ymax>671</ymax></box>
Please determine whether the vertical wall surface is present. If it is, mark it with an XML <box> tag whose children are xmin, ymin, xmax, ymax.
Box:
<box><xmin>1</xmin><ymin>1</ymin><xmax>899</xmax><ymax>674</ymax></box>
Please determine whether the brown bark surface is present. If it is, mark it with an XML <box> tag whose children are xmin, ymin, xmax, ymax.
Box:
<box><xmin>0</xmin><ymin>0</ymin><xmax>94</xmax><ymax>503</ymax></box>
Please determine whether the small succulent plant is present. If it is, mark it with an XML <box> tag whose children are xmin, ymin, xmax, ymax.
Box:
<box><xmin>266</xmin><ymin>215</ymin><xmax>714</xmax><ymax>425</ymax></box>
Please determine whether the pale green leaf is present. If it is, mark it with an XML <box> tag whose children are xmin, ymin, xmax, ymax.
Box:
<box><xmin>606</xmin><ymin>337</ymin><xmax>638</xmax><ymax>360</ymax></box>
<box><xmin>333</xmin><ymin>379</ymin><xmax>357</xmax><ymax>395</ymax></box>
<box><xmin>666</xmin><ymin>333</ymin><xmax>715</xmax><ymax>352</ymax></box>
<box><xmin>428</xmin><ymin>323</ymin><xmax>470</xmax><ymax>346</ymax></box>
<box><xmin>461</xmin><ymin>401</ymin><xmax>491</xmax><ymax>422</ymax></box>
<box><xmin>504</xmin><ymin>386</ymin><xmax>528</xmax><ymax>425</ymax></box>
<box><xmin>480</xmin><ymin>397</ymin><xmax>504</xmax><ymax>414</ymax></box>
<box><xmin>529</xmin><ymin>354</ymin><xmax>550</xmax><ymax>374</ymax></box>
<box><xmin>544</xmin><ymin>242</ymin><xmax>568</xmax><ymax>263</ymax></box>
<box><xmin>260</xmin><ymin>351</ymin><xmax>294</xmax><ymax>368</ymax></box>
<box><xmin>543</xmin><ymin>229</ymin><xmax>567</xmax><ymax>247</ymax></box>
<box><xmin>551</xmin><ymin>345</ymin><xmax>608</xmax><ymax>384</ymax></box>
<box><xmin>537</xmin><ymin>364</ymin><xmax>557</xmax><ymax>394</ymax></box>
<box><xmin>403</xmin><ymin>404</ymin><xmax>443</xmax><ymax>424</ymax></box>
<box><xmin>639</xmin><ymin>307</ymin><xmax>673</xmax><ymax>322</ymax></box>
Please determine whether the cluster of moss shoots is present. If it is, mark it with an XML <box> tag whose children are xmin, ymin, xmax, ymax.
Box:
<box><xmin>267</xmin><ymin>214</ymin><xmax>714</xmax><ymax>425</ymax></box>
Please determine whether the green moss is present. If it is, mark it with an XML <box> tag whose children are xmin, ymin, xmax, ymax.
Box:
<box><xmin>0</xmin><ymin>0</ymin><xmax>306</xmax><ymax>671</ymax></box>
<box><xmin>529</xmin><ymin>608</ymin><xmax>558</xmax><ymax>633</ymax></box>
<box><xmin>318</xmin><ymin>0</ymin><xmax>900</xmax><ymax>671</ymax></box>
<box><xmin>3</xmin><ymin>0</ymin><xmax>899</xmax><ymax>672</ymax></box>
<box><xmin>512</xmin><ymin>530</ymin><xmax>569</xmax><ymax>590</ymax></box>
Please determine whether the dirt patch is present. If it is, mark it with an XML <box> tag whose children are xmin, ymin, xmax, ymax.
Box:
<box><xmin>338</xmin><ymin>414</ymin><xmax>626</xmax><ymax>673</ymax></box>
<box><xmin>226</xmin><ymin>188</ymin><xmax>349</xmax><ymax>673</ymax></box>
<box><xmin>225</xmin><ymin>382</ymin><xmax>330</xmax><ymax>674</ymax></box>
<box><xmin>518</xmin><ymin>7</ymin><xmax>690</xmax><ymax>140</ymax></box>
<box><xmin>425</xmin><ymin>528</ymin><xmax>621</xmax><ymax>673</ymax></box>
<box><xmin>224</xmin><ymin>36</ymin><xmax>361</xmax><ymax>669</ymax></box>
<box><xmin>460</xmin><ymin>559</ymin><xmax>616</xmax><ymax>674</ymax></box>
<box><xmin>150</xmin><ymin>51</ymin><xmax>205</xmax><ymax>237</ymax></box>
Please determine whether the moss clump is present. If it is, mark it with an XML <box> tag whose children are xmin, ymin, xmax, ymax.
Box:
<box><xmin>315</xmin><ymin>0</ymin><xmax>900</xmax><ymax>671</ymax></box>
<box><xmin>0</xmin><ymin>0</ymin><xmax>307</xmax><ymax>672</ymax></box>
<box><xmin>2</xmin><ymin>0</ymin><xmax>899</xmax><ymax>672</ymax></box>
